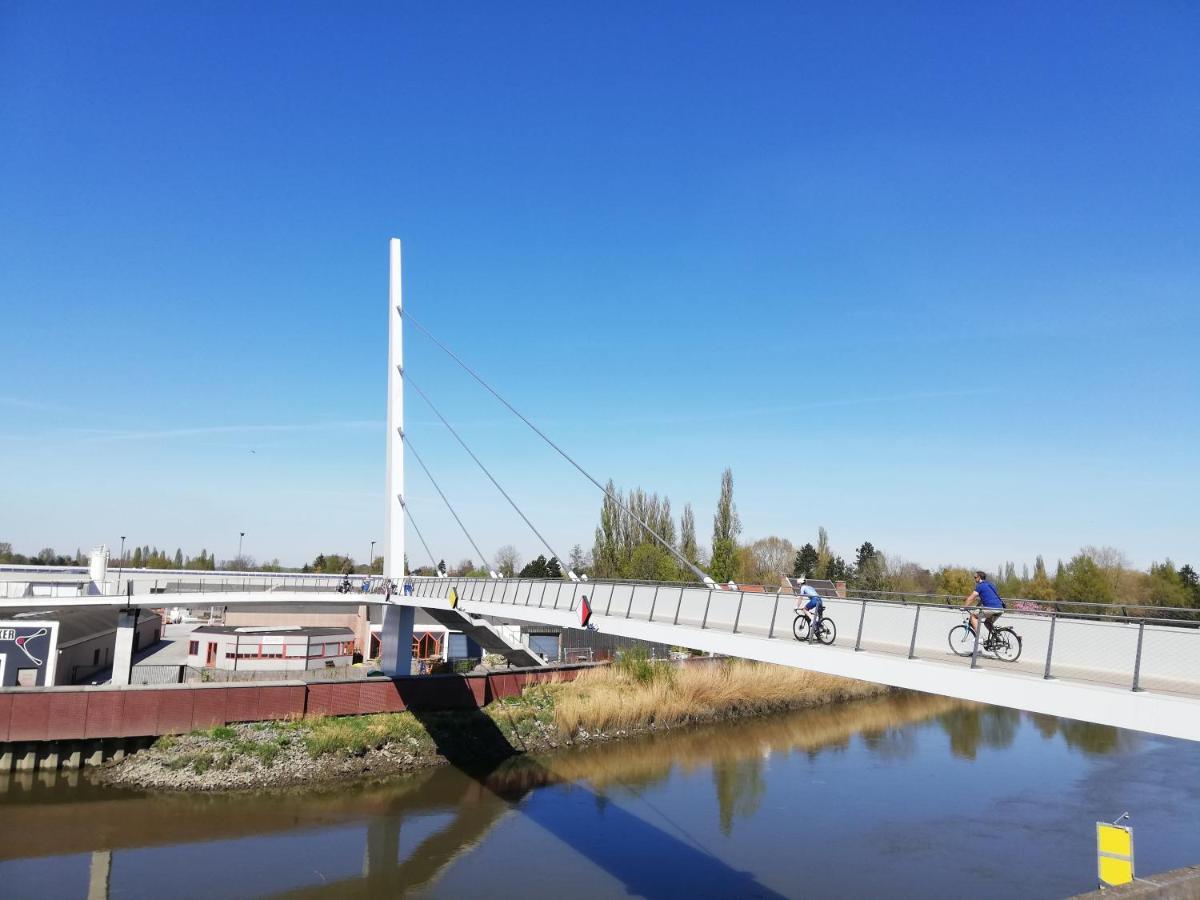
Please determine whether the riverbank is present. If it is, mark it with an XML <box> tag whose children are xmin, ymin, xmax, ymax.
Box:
<box><xmin>97</xmin><ymin>659</ymin><xmax>894</xmax><ymax>791</ymax></box>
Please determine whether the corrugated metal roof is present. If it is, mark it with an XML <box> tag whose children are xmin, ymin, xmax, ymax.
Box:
<box><xmin>3</xmin><ymin>607</ymin><xmax>161</xmax><ymax>648</ymax></box>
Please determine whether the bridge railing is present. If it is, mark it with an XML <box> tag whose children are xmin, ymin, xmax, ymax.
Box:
<box><xmin>403</xmin><ymin>576</ymin><xmax>1200</xmax><ymax>699</ymax></box>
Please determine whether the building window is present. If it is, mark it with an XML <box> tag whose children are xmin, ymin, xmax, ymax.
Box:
<box><xmin>188</xmin><ymin>641</ymin><xmax>199</xmax><ymax>655</ymax></box>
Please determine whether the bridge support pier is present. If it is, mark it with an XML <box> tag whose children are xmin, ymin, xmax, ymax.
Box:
<box><xmin>110</xmin><ymin>610</ymin><xmax>139</xmax><ymax>686</ymax></box>
<box><xmin>379</xmin><ymin>605</ymin><xmax>414</xmax><ymax>677</ymax></box>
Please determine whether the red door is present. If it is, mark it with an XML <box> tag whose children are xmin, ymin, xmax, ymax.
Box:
<box><xmin>206</xmin><ymin>642</ymin><xmax>218</xmax><ymax>666</ymax></box>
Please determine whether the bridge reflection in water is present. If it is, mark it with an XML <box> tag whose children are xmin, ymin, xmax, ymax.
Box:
<box><xmin>0</xmin><ymin>692</ymin><xmax>1137</xmax><ymax>898</ymax></box>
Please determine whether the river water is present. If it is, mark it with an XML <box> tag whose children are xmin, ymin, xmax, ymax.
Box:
<box><xmin>2</xmin><ymin>693</ymin><xmax>1198</xmax><ymax>898</ymax></box>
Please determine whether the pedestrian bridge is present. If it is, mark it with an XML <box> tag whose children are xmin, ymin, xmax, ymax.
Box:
<box><xmin>403</xmin><ymin>577</ymin><xmax>1200</xmax><ymax>743</ymax></box>
<box><xmin>73</xmin><ymin>574</ymin><xmax>1200</xmax><ymax>743</ymax></box>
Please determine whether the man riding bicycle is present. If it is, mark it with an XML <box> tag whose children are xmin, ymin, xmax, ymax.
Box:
<box><xmin>964</xmin><ymin>570</ymin><xmax>1004</xmax><ymax>644</ymax></box>
<box><xmin>795</xmin><ymin>577</ymin><xmax>824</xmax><ymax>640</ymax></box>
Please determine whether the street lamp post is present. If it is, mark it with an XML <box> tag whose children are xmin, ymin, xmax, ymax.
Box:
<box><xmin>370</xmin><ymin>540</ymin><xmax>376</xmax><ymax>575</ymax></box>
<box><xmin>238</xmin><ymin>532</ymin><xmax>245</xmax><ymax>566</ymax></box>
<box><xmin>116</xmin><ymin>536</ymin><xmax>127</xmax><ymax>596</ymax></box>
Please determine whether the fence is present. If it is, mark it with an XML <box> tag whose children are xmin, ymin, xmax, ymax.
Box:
<box><xmin>414</xmin><ymin>576</ymin><xmax>1200</xmax><ymax>699</ymax></box>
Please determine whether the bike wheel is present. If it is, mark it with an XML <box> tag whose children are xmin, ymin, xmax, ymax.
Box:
<box><xmin>793</xmin><ymin>614</ymin><xmax>811</xmax><ymax>642</ymax></box>
<box><xmin>948</xmin><ymin>624</ymin><xmax>975</xmax><ymax>657</ymax></box>
<box><xmin>993</xmin><ymin>628</ymin><xmax>1022</xmax><ymax>662</ymax></box>
<box><xmin>816</xmin><ymin>617</ymin><xmax>837</xmax><ymax>645</ymax></box>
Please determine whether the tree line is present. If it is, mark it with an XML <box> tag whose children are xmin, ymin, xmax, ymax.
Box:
<box><xmin>0</xmin><ymin>542</ymin><xmax>283</xmax><ymax>572</ymax></box>
<box><xmin>566</xmin><ymin>470</ymin><xmax>1200</xmax><ymax>609</ymax></box>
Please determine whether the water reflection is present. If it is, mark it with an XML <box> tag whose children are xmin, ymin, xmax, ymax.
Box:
<box><xmin>0</xmin><ymin>693</ymin><xmax>1138</xmax><ymax>899</ymax></box>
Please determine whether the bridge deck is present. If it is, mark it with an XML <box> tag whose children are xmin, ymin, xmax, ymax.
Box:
<box><xmin>5</xmin><ymin>578</ymin><xmax>1197</xmax><ymax>741</ymax></box>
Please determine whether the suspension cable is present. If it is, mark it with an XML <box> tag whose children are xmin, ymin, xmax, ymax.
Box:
<box><xmin>406</xmin><ymin>373</ymin><xmax>569</xmax><ymax>572</ymax></box>
<box><xmin>404</xmin><ymin>433</ymin><xmax>493</xmax><ymax>575</ymax></box>
<box><xmin>405</xmin><ymin>313</ymin><xmax>713</xmax><ymax>585</ymax></box>
<box><xmin>400</xmin><ymin>499</ymin><xmax>440</xmax><ymax>573</ymax></box>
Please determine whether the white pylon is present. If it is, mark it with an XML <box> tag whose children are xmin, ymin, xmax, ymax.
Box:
<box><xmin>384</xmin><ymin>238</ymin><xmax>405</xmax><ymax>581</ymax></box>
<box><xmin>381</xmin><ymin>238</ymin><xmax>414</xmax><ymax>676</ymax></box>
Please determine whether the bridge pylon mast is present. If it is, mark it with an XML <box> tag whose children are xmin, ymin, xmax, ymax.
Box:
<box><xmin>380</xmin><ymin>237</ymin><xmax>414</xmax><ymax>675</ymax></box>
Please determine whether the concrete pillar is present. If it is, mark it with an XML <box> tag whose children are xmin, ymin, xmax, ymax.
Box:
<box><xmin>380</xmin><ymin>605</ymin><xmax>414</xmax><ymax>677</ymax></box>
<box><xmin>64</xmin><ymin>744</ymin><xmax>83</xmax><ymax>770</ymax></box>
<box><xmin>0</xmin><ymin>747</ymin><xmax>12</xmax><ymax>772</ymax></box>
<box><xmin>87</xmin><ymin>850</ymin><xmax>112</xmax><ymax>900</ymax></box>
<box><xmin>111</xmin><ymin>610</ymin><xmax>139</xmax><ymax>686</ymax></box>
<box><xmin>84</xmin><ymin>740</ymin><xmax>104</xmax><ymax>767</ymax></box>
<box><xmin>38</xmin><ymin>742</ymin><xmax>59</xmax><ymax>772</ymax></box>
<box><xmin>14</xmin><ymin>744</ymin><xmax>36</xmax><ymax>771</ymax></box>
<box><xmin>357</xmin><ymin>604</ymin><xmax>372</xmax><ymax>660</ymax></box>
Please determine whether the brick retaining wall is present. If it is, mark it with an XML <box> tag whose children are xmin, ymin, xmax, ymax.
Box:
<box><xmin>0</xmin><ymin>665</ymin><xmax>587</xmax><ymax>743</ymax></box>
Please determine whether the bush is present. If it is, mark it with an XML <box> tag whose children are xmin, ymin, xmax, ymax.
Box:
<box><xmin>615</xmin><ymin>647</ymin><xmax>673</xmax><ymax>685</ymax></box>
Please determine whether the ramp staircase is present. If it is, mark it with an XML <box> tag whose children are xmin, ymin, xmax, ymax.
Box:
<box><xmin>421</xmin><ymin>606</ymin><xmax>547</xmax><ymax>668</ymax></box>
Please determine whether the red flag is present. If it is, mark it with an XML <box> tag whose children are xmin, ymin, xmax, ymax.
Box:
<box><xmin>579</xmin><ymin>594</ymin><xmax>592</xmax><ymax>627</ymax></box>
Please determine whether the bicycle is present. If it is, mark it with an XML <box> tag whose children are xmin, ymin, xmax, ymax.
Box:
<box><xmin>947</xmin><ymin>611</ymin><xmax>1022</xmax><ymax>662</ymax></box>
<box><xmin>793</xmin><ymin>605</ymin><xmax>837</xmax><ymax>645</ymax></box>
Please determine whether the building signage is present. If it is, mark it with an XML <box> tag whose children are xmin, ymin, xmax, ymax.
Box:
<box><xmin>0</xmin><ymin>621</ymin><xmax>59</xmax><ymax>687</ymax></box>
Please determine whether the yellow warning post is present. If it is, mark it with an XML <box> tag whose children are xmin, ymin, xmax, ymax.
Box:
<box><xmin>1096</xmin><ymin>822</ymin><xmax>1135</xmax><ymax>887</ymax></box>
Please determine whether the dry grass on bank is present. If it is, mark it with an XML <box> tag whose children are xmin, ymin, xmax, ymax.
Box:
<box><xmin>552</xmin><ymin>657</ymin><xmax>888</xmax><ymax>737</ymax></box>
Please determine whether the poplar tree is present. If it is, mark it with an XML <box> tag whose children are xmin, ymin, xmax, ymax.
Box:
<box><xmin>680</xmin><ymin>504</ymin><xmax>698</xmax><ymax>565</ymax></box>
<box><xmin>710</xmin><ymin>467</ymin><xmax>741</xmax><ymax>582</ymax></box>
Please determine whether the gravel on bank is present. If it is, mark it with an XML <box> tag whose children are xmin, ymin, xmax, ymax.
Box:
<box><xmin>95</xmin><ymin>664</ymin><xmax>894</xmax><ymax>793</ymax></box>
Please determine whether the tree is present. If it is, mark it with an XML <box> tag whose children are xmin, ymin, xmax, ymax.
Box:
<box><xmin>568</xmin><ymin>544</ymin><xmax>589</xmax><ymax>576</ymax></box>
<box><xmin>547</xmin><ymin>556</ymin><xmax>563</xmax><ymax>579</ymax></box>
<box><xmin>1180</xmin><ymin>564</ymin><xmax>1200</xmax><ymax>607</ymax></box>
<box><xmin>592</xmin><ymin>480</ymin><xmax>622</xmax><ymax>579</ymax></box>
<box><xmin>679</xmin><ymin>504</ymin><xmax>698</xmax><ymax>565</ymax></box>
<box><xmin>629</xmin><ymin>543</ymin><xmax>677</xmax><ymax>581</ymax></box>
<box><xmin>1147</xmin><ymin>560</ymin><xmax>1190</xmax><ymax>607</ymax></box>
<box><xmin>936</xmin><ymin>567</ymin><xmax>976</xmax><ymax>597</ymax></box>
<box><xmin>37</xmin><ymin>547</ymin><xmax>57</xmax><ymax>565</ymax></box>
<box><xmin>131</xmin><ymin>546</ymin><xmax>143</xmax><ymax>567</ymax></box>
<box><xmin>519</xmin><ymin>555</ymin><xmax>549</xmax><ymax>578</ymax></box>
<box><xmin>814</xmin><ymin>527</ymin><xmax>832</xmax><ymax>578</ymax></box>
<box><xmin>854</xmin><ymin>541</ymin><xmax>888</xmax><ymax>591</ymax></box>
<box><xmin>437</xmin><ymin>559</ymin><xmax>447</xmax><ymax>576</ymax></box>
<box><xmin>1058</xmin><ymin>554</ymin><xmax>1116</xmax><ymax>606</ymax></box>
<box><xmin>744</xmin><ymin>536</ymin><xmax>794</xmax><ymax>585</ymax></box>
<box><xmin>826</xmin><ymin>556</ymin><xmax>849</xmax><ymax>581</ymax></box>
<box><xmin>173</xmin><ymin>548</ymin><xmax>184</xmax><ymax>567</ymax></box>
<box><xmin>495</xmin><ymin>545</ymin><xmax>521</xmax><ymax>577</ymax></box>
<box><xmin>710</xmin><ymin>468</ymin><xmax>741</xmax><ymax>582</ymax></box>
<box><xmin>1080</xmin><ymin>545</ymin><xmax>1129</xmax><ymax>597</ymax></box>
<box><xmin>0</xmin><ymin>543</ymin><xmax>12</xmax><ymax>563</ymax></box>
<box><xmin>1026</xmin><ymin>555</ymin><xmax>1055</xmax><ymax>602</ymax></box>
<box><xmin>793</xmin><ymin>543</ymin><xmax>818</xmax><ymax>578</ymax></box>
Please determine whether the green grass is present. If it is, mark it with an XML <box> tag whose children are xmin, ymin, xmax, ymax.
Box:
<box><xmin>615</xmin><ymin>647</ymin><xmax>675</xmax><ymax>685</ymax></box>
<box><xmin>302</xmin><ymin>712</ymin><xmax>435</xmax><ymax>758</ymax></box>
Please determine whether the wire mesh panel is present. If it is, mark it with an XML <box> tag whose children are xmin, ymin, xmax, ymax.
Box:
<box><xmin>703</xmin><ymin>589</ymin><xmax>743</xmax><ymax>631</ymax></box>
<box><xmin>1034</xmin><ymin>616</ymin><xmax>1141</xmax><ymax>689</ymax></box>
<box><xmin>1129</xmin><ymin>623</ymin><xmax>1200</xmax><ymax>695</ymax></box>
<box><xmin>735</xmin><ymin>593</ymin><xmax>783</xmax><ymax>637</ymax></box>
<box><xmin>674</xmin><ymin>587</ymin><xmax>711</xmax><ymax>627</ymax></box>
<box><xmin>852</xmin><ymin>600</ymin><xmax>915</xmax><ymax>657</ymax></box>
<box><xmin>626</xmin><ymin>585</ymin><xmax>659</xmax><ymax>620</ymax></box>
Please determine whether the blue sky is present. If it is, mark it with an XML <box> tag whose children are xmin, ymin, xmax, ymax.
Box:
<box><xmin>1</xmin><ymin>2</ymin><xmax>1197</xmax><ymax>572</ymax></box>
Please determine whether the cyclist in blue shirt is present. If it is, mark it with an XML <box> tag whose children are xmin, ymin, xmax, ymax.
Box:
<box><xmin>964</xmin><ymin>570</ymin><xmax>1004</xmax><ymax>644</ymax></box>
